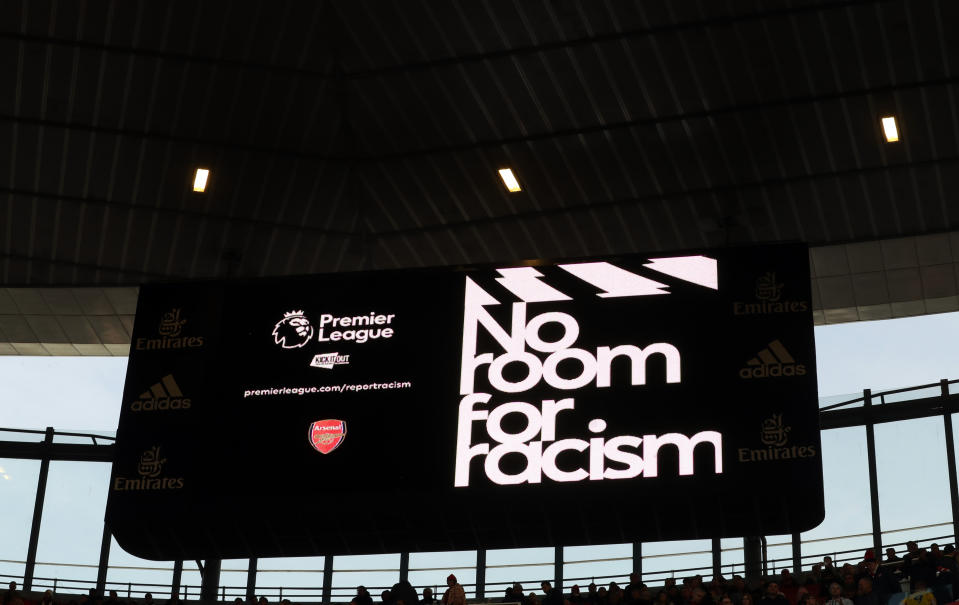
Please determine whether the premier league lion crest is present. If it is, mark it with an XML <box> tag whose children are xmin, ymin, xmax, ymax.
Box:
<box><xmin>309</xmin><ymin>420</ymin><xmax>347</xmax><ymax>454</ymax></box>
<box><xmin>273</xmin><ymin>310</ymin><xmax>314</xmax><ymax>348</ymax></box>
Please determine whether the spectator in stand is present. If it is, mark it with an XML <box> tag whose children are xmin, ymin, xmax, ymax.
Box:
<box><xmin>779</xmin><ymin>572</ymin><xmax>799</xmax><ymax>605</ymax></box>
<box><xmin>853</xmin><ymin>578</ymin><xmax>879</xmax><ymax>605</ymax></box>
<box><xmin>638</xmin><ymin>586</ymin><xmax>654</xmax><ymax>605</ymax></box>
<box><xmin>259</xmin><ymin>597</ymin><xmax>269</xmax><ymax>605</ymax></box>
<box><xmin>2</xmin><ymin>583</ymin><xmax>22</xmax><ymax>605</ymax></box>
<box><xmin>903</xmin><ymin>580</ymin><xmax>936</xmax><ymax>605</ymax></box>
<box><xmin>861</xmin><ymin>549</ymin><xmax>900</xmax><ymax>599</ymax></box>
<box><xmin>728</xmin><ymin>577</ymin><xmax>746</xmax><ymax>605</ymax></box>
<box><xmin>655</xmin><ymin>591</ymin><xmax>673</xmax><ymax>605</ymax></box>
<box><xmin>823</xmin><ymin>582</ymin><xmax>852</xmax><ymax>605</ymax></box>
<box><xmin>541</xmin><ymin>582</ymin><xmax>563</xmax><ymax>605</ymax></box>
<box><xmin>380</xmin><ymin>590</ymin><xmax>393</xmax><ymax>605</ymax></box>
<box><xmin>105</xmin><ymin>591</ymin><xmax>122</xmax><ymax>605</ymax></box>
<box><xmin>761</xmin><ymin>582</ymin><xmax>790</xmax><ymax>605</ymax></box>
<box><xmin>689</xmin><ymin>588</ymin><xmax>709</xmax><ymax>605</ymax></box>
<box><xmin>886</xmin><ymin>549</ymin><xmax>901</xmax><ymax>564</ymax></box>
<box><xmin>707</xmin><ymin>581</ymin><xmax>723</xmax><ymax>604</ymax></box>
<box><xmin>609</xmin><ymin>588</ymin><xmax>624</xmax><ymax>605</ymax></box>
<box><xmin>442</xmin><ymin>575</ymin><xmax>465</xmax><ymax>605</ymax></box>
<box><xmin>569</xmin><ymin>586</ymin><xmax>585</xmax><ymax>605</ymax></box>
<box><xmin>796</xmin><ymin>592</ymin><xmax>817</xmax><ymax>605</ymax></box>
<box><xmin>355</xmin><ymin>587</ymin><xmax>374</xmax><ymax>605</ymax></box>
<box><xmin>840</xmin><ymin>574</ymin><xmax>857</xmax><ymax>600</ymax></box>
<box><xmin>910</xmin><ymin>550</ymin><xmax>939</xmax><ymax>592</ymax></box>
<box><xmin>596</xmin><ymin>586</ymin><xmax>609</xmax><ymax>605</ymax></box>
<box><xmin>627</xmin><ymin>585</ymin><xmax>653</xmax><ymax>605</ymax></box>
<box><xmin>904</xmin><ymin>542</ymin><xmax>922</xmax><ymax>577</ymax></box>
<box><xmin>391</xmin><ymin>580</ymin><xmax>419</xmax><ymax>605</ymax></box>
<box><xmin>512</xmin><ymin>585</ymin><xmax>527</xmax><ymax>605</ymax></box>
<box><xmin>421</xmin><ymin>588</ymin><xmax>435</xmax><ymax>605</ymax></box>
<box><xmin>800</xmin><ymin>578</ymin><xmax>821</xmax><ymax>602</ymax></box>
<box><xmin>280</xmin><ymin>600</ymin><xmax>291</xmax><ymax>605</ymax></box>
<box><xmin>941</xmin><ymin>546</ymin><xmax>959</xmax><ymax>599</ymax></box>
<box><xmin>234</xmin><ymin>599</ymin><xmax>243</xmax><ymax>605</ymax></box>
<box><xmin>823</xmin><ymin>559</ymin><xmax>836</xmax><ymax>577</ymax></box>
<box><xmin>741</xmin><ymin>593</ymin><xmax>755</xmax><ymax>605</ymax></box>
<box><xmin>143</xmin><ymin>594</ymin><xmax>155</xmax><ymax>605</ymax></box>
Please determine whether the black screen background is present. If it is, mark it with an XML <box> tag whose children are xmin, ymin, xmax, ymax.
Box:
<box><xmin>107</xmin><ymin>244</ymin><xmax>823</xmax><ymax>560</ymax></box>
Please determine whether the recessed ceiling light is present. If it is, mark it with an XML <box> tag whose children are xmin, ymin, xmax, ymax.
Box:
<box><xmin>498</xmin><ymin>168</ymin><xmax>521</xmax><ymax>193</ymax></box>
<box><xmin>193</xmin><ymin>168</ymin><xmax>210</xmax><ymax>192</ymax></box>
<box><xmin>881</xmin><ymin>116</ymin><xmax>899</xmax><ymax>143</ymax></box>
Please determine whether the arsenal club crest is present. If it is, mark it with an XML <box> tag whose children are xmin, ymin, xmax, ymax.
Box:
<box><xmin>309</xmin><ymin>419</ymin><xmax>347</xmax><ymax>454</ymax></box>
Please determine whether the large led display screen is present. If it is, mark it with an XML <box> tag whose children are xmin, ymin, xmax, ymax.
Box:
<box><xmin>107</xmin><ymin>243</ymin><xmax>823</xmax><ymax>560</ymax></box>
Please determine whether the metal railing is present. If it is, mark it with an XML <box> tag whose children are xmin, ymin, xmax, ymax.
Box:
<box><xmin>3</xmin><ymin>378</ymin><xmax>958</xmax><ymax>602</ymax></box>
<box><xmin>0</xmin><ymin>426</ymin><xmax>116</xmax><ymax>445</ymax></box>
<box><xmin>1</xmin><ymin>523</ymin><xmax>953</xmax><ymax>602</ymax></box>
<box><xmin>820</xmin><ymin>379</ymin><xmax>957</xmax><ymax>411</ymax></box>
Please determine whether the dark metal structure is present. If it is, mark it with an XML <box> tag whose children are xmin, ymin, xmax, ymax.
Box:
<box><xmin>1</xmin><ymin>0</ymin><xmax>959</xmax><ymax>286</ymax></box>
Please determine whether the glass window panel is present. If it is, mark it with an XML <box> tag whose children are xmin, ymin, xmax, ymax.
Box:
<box><xmin>219</xmin><ymin>559</ymin><xmax>249</xmax><ymax>601</ymax></box>
<box><xmin>800</xmin><ymin>426</ymin><xmax>872</xmax><ymax>568</ymax></box>
<box><xmin>719</xmin><ymin>538</ymin><xmax>744</xmax><ymax>578</ymax></box>
<box><xmin>819</xmin><ymin>393</ymin><xmax>863</xmax><ymax>410</ymax></box>
<box><xmin>486</xmin><ymin>547</ymin><xmax>553</xmax><ymax>599</ymax></box>
<box><xmin>0</xmin><ymin>357</ymin><xmax>127</xmax><ymax>432</ymax></box>
<box><xmin>106</xmin><ymin>539</ymin><xmax>173</xmax><ymax>599</ymax></box>
<box><xmin>813</xmin><ymin>312</ymin><xmax>959</xmax><ymax>395</ymax></box>
<box><xmin>880</xmin><ymin>386</ymin><xmax>944</xmax><ymax>405</ymax></box>
<box><xmin>641</xmin><ymin>539</ymin><xmax>713</xmax><ymax>583</ymax></box>
<box><xmin>763</xmin><ymin>534</ymin><xmax>794</xmax><ymax>575</ymax></box>
<box><xmin>180</xmin><ymin>563</ymin><xmax>204</xmax><ymax>602</ymax></box>
<box><xmin>257</xmin><ymin>556</ymin><xmax>326</xmax><ymax>601</ymax></box>
<box><xmin>0</xmin><ymin>429</ymin><xmax>47</xmax><ymax>443</ymax></box>
<box><xmin>33</xmin><ymin>461</ymin><xmax>111</xmax><ymax>594</ymax></box>
<box><xmin>332</xmin><ymin>554</ymin><xmax>401</xmax><ymax>603</ymax></box>
<box><xmin>175</xmin><ymin>559</ymin><xmax>248</xmax><ymax>601</ymax></box>
<box><xmin>563</xmin><ymin>544</ymin><xmax>631</xmax><ymax>589</ymax></box>
<box><xmin>408</xmin><ymin>551</ymin><xmax>475</xmax><ymax>599</ymax></box>
<box><xmin>876</xmin><ymin>417</ymin><xmax>952</xmax><ymax>551</ymax></box>
<box><xmin>0</xmin><ymin>458</ymin><xmax>41</xmax><ymax>582</ymax></box>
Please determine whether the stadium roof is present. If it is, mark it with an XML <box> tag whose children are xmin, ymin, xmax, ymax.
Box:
<box><xmin>1</xmin><ymin>0</ymin><xmax>959</xmax><ymax>353</ymax></box>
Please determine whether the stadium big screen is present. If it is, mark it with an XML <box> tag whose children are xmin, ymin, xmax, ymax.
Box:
<box><xmin>107</xmin><ymin>243</ymin><xmax>823</xmax><ymax>559</ymax></box>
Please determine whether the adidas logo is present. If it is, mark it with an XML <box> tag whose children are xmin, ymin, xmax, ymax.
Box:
<box><xmin>739</xmin><ymin>340</ymin><xmax>807</xmax><ymax>379</ymax></box>
<box><xmin>130</xmin><ymin>374</ymin><xmax>192</xmax><ymax>412</ymax></box>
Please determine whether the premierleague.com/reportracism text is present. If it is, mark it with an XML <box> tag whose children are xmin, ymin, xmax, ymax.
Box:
<box><xmin>242</xmin><ymin>381</ymin><xmax>413</xmax><ymax>398</ymax></box>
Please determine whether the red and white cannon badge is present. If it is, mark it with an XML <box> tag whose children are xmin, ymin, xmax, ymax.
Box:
<box><xmin>309</xmin><ymin>419</ymin><xmax>347</xmax><ymax>454</ymax></box>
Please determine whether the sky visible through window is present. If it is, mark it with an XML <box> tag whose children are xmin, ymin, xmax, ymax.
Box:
<box><xmin>1</xmin><ymin>311</ymin><xmax>958</xmax><ymax>598</ymax></box>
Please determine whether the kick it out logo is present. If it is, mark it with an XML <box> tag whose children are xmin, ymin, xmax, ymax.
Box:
<box><xmin>112</xmin><ymin>446</ymin><xmax>185</xmax><ymax>491</ymax></box>
<box><xmin>454</xmin><ymin>258</ymin><xmax>725</xmax><ymax>487</ymax></box>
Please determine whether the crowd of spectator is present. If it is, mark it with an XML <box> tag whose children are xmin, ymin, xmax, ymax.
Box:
<box><xmin>4</xmin><ymin>541</ymin><xmax>959</xmax><ymax>605</ymax></box>
<box><xmin>494</xmin><ymin>542</ymin><xmax>959</xmax><ymax>605</ymax></box>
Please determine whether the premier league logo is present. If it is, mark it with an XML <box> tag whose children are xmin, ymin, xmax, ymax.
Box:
<box><xmin>309</xmin><ymin>420</ymin><xmax>347</xmax><ymax>454</ymax></box>
<box><xmin>273</xmin><ymin>310</ymin><xmax>314</xmax><ymax>348</ymax></box>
